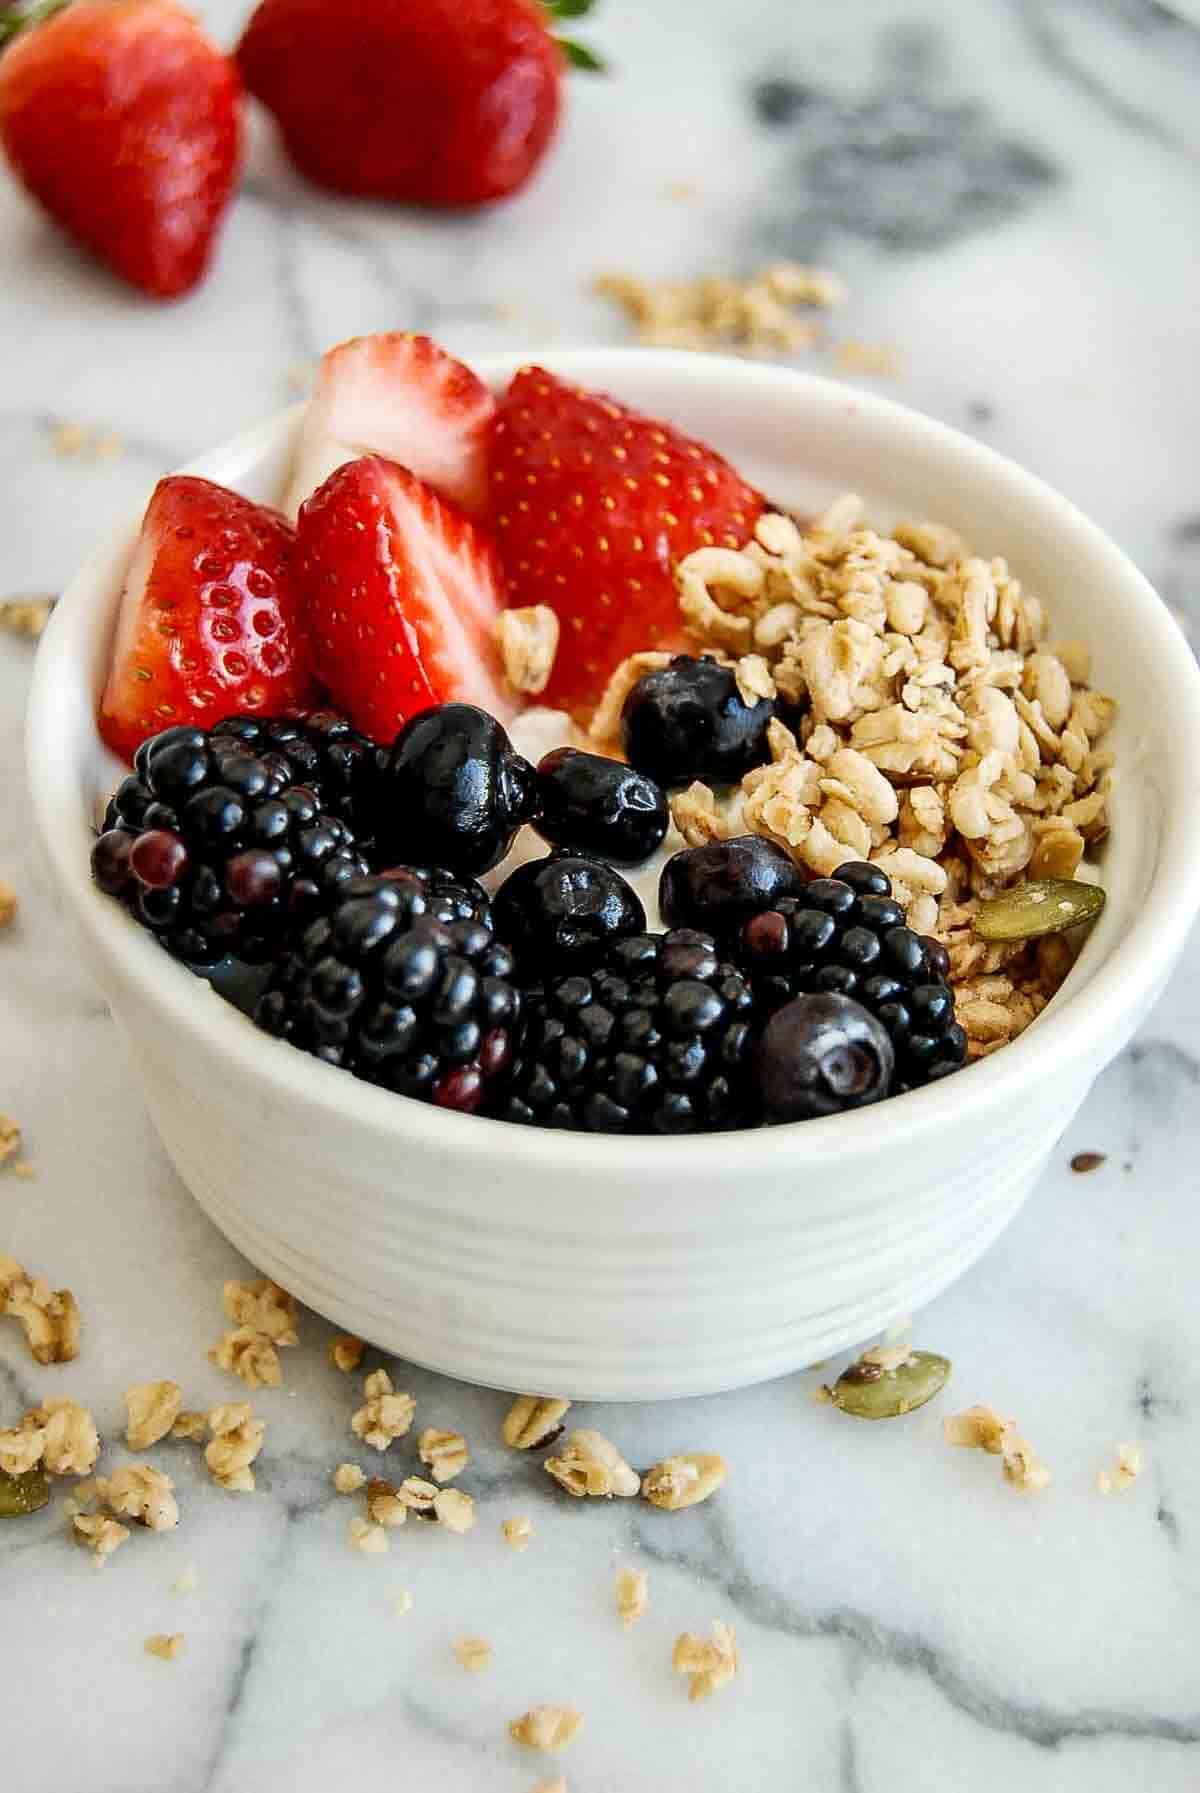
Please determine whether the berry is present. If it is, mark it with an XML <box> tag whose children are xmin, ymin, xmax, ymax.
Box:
<box><xmin>659</xmin><ymin>835</ymin><xmax>806</xmax><ymax>939</ymax></box>
<box><xmin>735</xmin><ymin>860</ymin><xmax>967</xmax><ymax>1091</ymax></box>
<box><xmin>534</xmin><ymin>748</ymin><xmax>668</xmax><ymax>867</ymax></box>
<box><xmin>98</xmin><ymin>477</ymin><xmax>315</xmax><ymax>765</ymax></box>
<box><xmin>237</xmin><ymin>0</ymin><xmax>561</xmax><ymax>208</ymax></box>
<box><xmin>94</xmin><ymin>723</ymin><xmax>367</xmax><ymax>964</ymax></box>
<box><xmin>496</xmin><ymin>929</ymin><xmax>757</xmax><ymax>1134</ymax></box>
<box><xmin>206</xmin><ymin>712</ymin><xmax>377</xmax><ymax>837</ymax></box>
<box><xmin>284</xmin><ymin>333</ymin><xmax>496</xmax><ymax>519</ymax></box>
<box><xmin>489</xmin><ymin>369</ymin><xmax>764</xmax><ymax>714</ymax></box>
<box><xmin>255</xmin><ymin>876</ymin><xmax>521</xmax><ymax>1112</ymax></box>
<box><xmin>373</xmin><ymin>704</ymin><xmax>538</xmax><ymax>877</ymax></box>
<box><xmin>622</xmin><ymin>655</ymin><xmax>774</xmax><ymax>789</ymax></box>
<box><xmin>756</xmin><ymin>994</ymin><xmax>894</xmax><ymax>1124</ymax></box>
<box><xmin>0</xmin><ymin>0</ymin><xmax>240</xmax><ymax>298</ymax></box>
<box><xmin>297</xmin><ymin>456</ymin><xmax>513</xmax><ymax>743</ymax></box>
<box><xmin>493</xmin><ymin>852</ymin><xmax>646</xmax><ymax>976</ymax></box>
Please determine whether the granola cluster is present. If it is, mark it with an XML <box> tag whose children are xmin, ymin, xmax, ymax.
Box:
<box><xmin>944</xmin><ymin>1403</ymin><xmax>1051</xmax><ymax>1494</ymax></box>
<box><xmin>0</xmin><ymin>1253</ymin><xmax>80</xmax><ymax>1364</ymax></box>
<box><xmin>0</xmin><ymin>1396</ymin><xmax>99</xmax><ymax>1478</ymax></box>
<box><xmin>209</xmin><ymin>1278</ymin><xmax>299</xmax><ymax>1391</ymax></box>
<box><xmin>605</xmin><ymin>498</ymin><xmax>1117</xmax><ymax>1057</ymax></box>
<box><xmin>594</xmin><ymin>261</ymin><xmax>845</xmax><ymax>355</ymax></box>
<box><xmin>205</xmin><ymin>1402</ymin><xmax>266</xmax><ymax>1492</ymax></box>
<box><xmin>673</xmin><ymin>1620</ymin><xmax>739</xmax><ymax>1701</ymax></box>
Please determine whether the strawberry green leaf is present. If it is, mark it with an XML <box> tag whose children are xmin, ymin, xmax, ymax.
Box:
<box><xmin>559</xmin><ymin>36</ymin><xmax>606</xmax><ymax>71</ymax></box>
<box><xmin>546</xmin><ymin>0</ymin><xmax>596</xmax><ymax>18</ymax></box>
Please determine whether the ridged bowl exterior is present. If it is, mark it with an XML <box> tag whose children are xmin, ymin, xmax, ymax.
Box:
<box><xmin>28</xmin><ymin>351</ymin><xmax>1200</xmax><ymax>1399</ymax></box>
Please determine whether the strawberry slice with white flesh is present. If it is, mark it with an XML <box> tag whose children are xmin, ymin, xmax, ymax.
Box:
<box><xmin>284</xmin><ymin>332</ymin><xmax>495</xmax><ymax>519</ymax></box>
<box><xmin>297</xmin><ymin>454</ymin><xmax>514</xmax><ymax>744</ymax></box>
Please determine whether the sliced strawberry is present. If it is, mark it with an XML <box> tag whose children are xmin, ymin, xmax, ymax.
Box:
<box><xmin>489</xmin><ymin>367</ymin><xmax>765</xmax><ymax>716</ymax></box>
<box><xmin>298</xmin><ymin>455</ymin><xmax>513</xmax><ymax>744</ymax></box>
<box><xmin>284</xmin><ymin>333</ymin><xmax>495</xmax><ymax>519</ymax></box>
<box><xmin>98</xmin><ymin>476</ymin><xmax>316</xmax><ymax>763</ymax></box>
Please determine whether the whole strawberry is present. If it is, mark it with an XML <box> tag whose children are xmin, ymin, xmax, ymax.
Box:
<box><xmin>490</xmin><ymin>367</ymin><xmax>765</xmax><ymax>715</ymax></box>
<box><xmin>0</xmin><ymin>0</ymin><xmax>241</xmax><ymax>299</ymax></box>
<box><xmin>237</xmin><ymin>0</ymin><xmax>569</xmax><ymax>208</ymax></box>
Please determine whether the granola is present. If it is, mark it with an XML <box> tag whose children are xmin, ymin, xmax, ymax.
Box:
<box><xmin>545</xmin><ymin>1430</ymin><xmax>639</xmax><ymax>1499</ymax></box>
<box><xmin>39</xmin><ymin>1398</ymin><xmax>100</xmax><ymax>1476</ymax></box>
<box><xmin>144</xmin><ymin>1633</ymin><xmax>185</xmax><ymax>1660</ymax></box>
<box><xmin>125</xmin><ymin>1381</ymin><xmax>184</xmax><ymax>1450</ymax></box>
<box><xmin>651</xmin><ymin>501</ymin><xmax>1117</xmax><ymax>1051</ymax></box>
<box><xmin>502</xmin><ymin>1514</ymin><xmax>534</xmax><ymax>1552</ymax></box>
<box><xmin>499</xmin><ymin>605</ymin><xmax>560</xmax><ymax>695</ymax></box>
<box><xmin>171</xmin><ymin>1411</ymin><xmax>208</xmax><ymax>1443</ymax></box>
<box><xmin>417</xmin><ymin>1427</ymin><xmax>470</xmax><ymax>1483</ymax></box>
<box><xmin>616</xmin><ymin>1566</ymin><xmax>648</xmax><ymax>1628</ymax></box>
<box><xmin>509</xmin><ymin>1706</ymin><xmax>583</xmax><ymax>1754</ymax></box>
<box><xmin>453</xmin><ymin>1636</ymin><xmax>493</xmax><ymax>1673</ymax></box>
<box><xmin>502</xmin><ymin>1395</ymin><xmax>570</xmax><ymax>1451</ymax></box>
<box><xmin>333</xmin><ymin>1463</ymin><xmax>366</xmax><ymax>1496</ymax></box>
<box><xmin>351</xmin><ymin>1369</ymin><xmax>416</xmax><ymax>1452</ymax></box>
<box><xmin>641</xmin><ymin>1453</ymin><xmax>727</xmax><ymax>1510</ymax></box>
<box><xmin>209</xmin><ymin>1326</ymin><xmax>285</xmax><ymax>1391</ymax></box>
<box><xmin>0</xmin><ymin>881</ymin><xmax>16</xmax><ymax>928</ymax></box>
<box><xmin>673</xmin><ymin>1620</ymin><xmax>738</xmax><ymax>1701</ymax></box>
<box><xmin>0</xmin><ymin>1253</ymin><xmax>80</xmax><ymax>1363</ymax></box>
<box><xmin>0</xmin><ymin>597</ymin><xmax>54</xmax><ymax>639</ymax></box>
<box><xmin>74</xmin><ymin>1512</ymin><xmax>129</xmax><ymax>1561</ymax></box>
<box><xmin>329</xmin><ymin>1334</ymin><xmax>365</xmax><ymax>1374</ymax></box>
<box><xmin>433</xmin><ymin>1488</ymin><xmax>476</xmax><ymax>1533</ymax></box>
<box><xmin>205</xmin><ymin>1403</ymin><xmax>265</xmax><ymax>1492</ymax></box>
<box><xmin>594</xmin><ymin>261</ymin><xmax>844</xmax><ymax>355</ymax></box>
<box><xmin>349</xmin><ymin>1516</ymin><xmax>389</xmax><ymax>1554</ymax></box>
<box><xmin>212</xmin><ymin>1279</ymin><xmax>299</xmax><ymax>1389</ymax></box>
<box><xmin>97</xmin><ymin>1464</ymin><xmax>179</xmax><ymax>1531</ymax></box>
<box><xmin>1098</xmin><ymin>1441</ymin><xmax>1143</xmax><ymax>1495</ymax></box>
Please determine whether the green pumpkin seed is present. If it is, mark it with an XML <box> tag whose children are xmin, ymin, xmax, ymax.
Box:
<box><xmin>827</xmin><ymin>1350</ymin><xmax>951</xmax><ymax>1420</ymax></box>
<box><xmin>0</xmin><ymin>1465</ymin><xmax>50</xmax><ymax>1518</ymax></box>
<box><xmin>974</xmin><ymin>878</ymin><xmax>1105</xmax><ymax>943</ymax></box>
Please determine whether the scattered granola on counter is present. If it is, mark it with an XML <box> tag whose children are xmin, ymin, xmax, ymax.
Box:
<box><xmin>641</xmin><ymin>1453</ymin><xmax>727</xmax><ymax>1510</ymax></box>
<box><xmin>368</xmin><ymin>1477</ymin><xmax>413</xmax><ymax>1527</ymax></box>
<box><xmin>594</xmin><ymin>261</ymin><xmax>845</xmax><ymax>355</ymax></box>
<box><xmin>616</xmin><ymin>1566</ymin><xmax>649</xmax><ymax>1628</ymax></box>
<box><xmin>96</xmin><ymin>1464</ymin><xmax>179</xmax><ymax>1531</ymax></box>
<box><xmin>417</xmin><ymin>1427</ymin><xmax>470</xmax><ymax>1483</ymax></box>
<box><xmin>509</xmin><ymin>1706</ymin><xmax>584</xmax><ymax>1754</ymax></box>
<box><xmin>351</xmin><ymin>1369</ymin><xmax>416</xmax><ymax>1451</ymax></box>
<box><xmin>453</xmin><ymin>1635</ymin><xmax>494</xmax><ymax>1673</ymax></box>
<box><xmin>673</xmin><ymin>1620</ymin><xmax>739</xmax><ymax>1701</ymax></box>
<box><xmin>502</xmin><ymin>1395</ymin><xmax>570</xmax><ymax>1450</ymax></box>
<box><xmin>349</xmin><ymin>1515</ymin><xmax>389</xmax><ymax>1555</ymax></box>
<box><xmin>433</xmin><ymin>1488</ymin><xmax>476</xmax><ymax>1533</ymax></box>
<box><xmin>205</xmin><ymin>1403</ymin><xmax>266</xmax><ymax>1492</ymax></box>
<box><xmin>211</xmin><ymin>1278</ymin><xmax>299</xmax><ymax>1390</ymax></box>
<box><xmin>944</xmin><ymin>1404</ymin><xmax>1051</xmax><ymax>1493</ymax></box>
<box><xmin>333</xmin><ymin>1463</ymin><xmax>366</xmax><ymax>1496</ymax></box>
<box><xmin>1097</xmin><ymin>1441</ymin><xmax>1143</xmax><ymax>1495</ymax></box>
<box><xmin>0</xmin><ymin>1254</ymin><xmax>79</xmax><ymax>1363</ymax></box>
<box><xmin>545</xmin><ymin>1430</ymin><xmax>639</xmax><ymax>1500</ymax></box>
<box><xmin>329</xmin><ymin>1334</ymin><xmax>365</xmax><ymax>1374</ymax></box>
<box><xmin>125</xmin><ymin>1380</ymin><xmax>184</xmax><ymax>1450</ymax></box>
<box><xmin>502</xmin><ymin>1514</ymin><xmax>534</xmax><ymax>1552</ymax></box>
<box><xmin>144</xmin><ymin>1633</ymin><xmax>184</xmax><ymax>1661</ymax></box>
<box><xmin>73</xmin><ymin>1511</ymin><xmax>129</xmax><ymax>1561</ymax></box>
<box><xmin>171</xmin><ymin>1410</ymin><xmax>208</xmax><ymax>1443</ymax></box>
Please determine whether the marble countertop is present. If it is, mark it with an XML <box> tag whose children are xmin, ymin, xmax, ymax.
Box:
<box><xmin>4</xmin><ymin>0</ymin><xmax>1200</xmax><ymax>1785</ymax></box>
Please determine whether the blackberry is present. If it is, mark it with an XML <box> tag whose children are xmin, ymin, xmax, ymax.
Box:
<box><xmin>94</xmin><ymin>723</ymin><xmax>368</xmax><ymax>965</ymax></box>
<box><xmin>201</xmin><ymin>712</ymin><xmax>378</xmax><ymax>835</ymax></box>
<box><xmin>496</xmin><ymin>929</ymin><xmax>757</xmax><ymax>1135</ymax></box>
<box><xmin>735</xmin><ymin>859</ymin><xmax>966</xmax><ymax>1091</ymax></box>
<box><xmin>255</xmin><ymin>875</ymin><xmax>521</xmax><ymax>1113</ymax></box>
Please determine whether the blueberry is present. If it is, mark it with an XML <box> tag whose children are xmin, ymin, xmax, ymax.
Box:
<box><xmin>534</xmin><ymin>747</ymin><xmax>668</xmax><ymax>866</ymax></box>
<box><xmin>659</xmin><ymin>835</ymin><xmax>806</xmax><ymax>937</ymax></box>
<box><xmin>621</xmin><ymin>655</ymin><xmax>774</xmax><ymax>788</ymax></box>
<box><xmin>373</xmin><ymin>704</ymin><xmax>539</xmax><ymax>877</ymax></box>
<box><xmin>493</xmin><ymin>852</ymin><xmax>646</xmax><ymax>974</ymax></box>
<box><xmin>756</xmin><ymin>993</ymin><xmax>895</xmax><ymax>1123</ymax></box>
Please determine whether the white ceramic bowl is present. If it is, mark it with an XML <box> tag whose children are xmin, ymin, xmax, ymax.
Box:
<box><xmin>27</xmin><ymin>350</ymin><xmax>1200</xmax><ymax>1400</ymax></box>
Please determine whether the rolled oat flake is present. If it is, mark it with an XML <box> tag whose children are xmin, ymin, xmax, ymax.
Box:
<box><xmin>974</xmin><ymin>878</ymin><xmax>1105</xmax><ymax>943</ymax></box>
<box><xmin>827</xmin><ymin>1350</ymin><xmax>951</xmax><ymax>1420</ymax></box>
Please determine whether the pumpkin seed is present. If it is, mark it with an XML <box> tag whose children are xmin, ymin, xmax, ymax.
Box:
<box><xmin>974</xmin><ymin>878</ymin><xmax>1105</xmax><ymax>943</ymax></box>
<box><xmin>0</xmin><ymin>1464</ymin><xmax>50</xmax><ymax>1518</ymax></box>
<box><xmin>826</xmin><ymin>1350</ymin><xmax>951</xmax><ymax>1420</ymax></box>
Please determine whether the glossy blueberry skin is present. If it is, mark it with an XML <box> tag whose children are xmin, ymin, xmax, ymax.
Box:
<box><xmin>493</xmin><ymin>852</ymin><xmax>646</xmax><ymax>975</ymax></box>
<box><xmin>374</xmin><ymin>704</ymin><xmax>539</xmax><ymax>878</ymax></box>
<box><xmin>621</xmin><ymin>655</ymin><xmax>775</xmax><ymax>789</ymax></box>
<box><xmin>755</xmin><ymin>992</ymin><xmax>895</xmax><ymax>1124</ymax></box>
<box><xmin>533</xmin><ymin>748</ymin><xmax>668</xmax><ymax>867</ymax></box>
<box><xmin>659</xmin><ymin>835</ymin><xmax>807</xmax><ymax>938</ymax></box>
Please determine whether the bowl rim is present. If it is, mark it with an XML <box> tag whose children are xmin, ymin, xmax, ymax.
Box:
<box><xmin>26</xmin><ymin>346</ymin><xmax>1200</xmax><ymax>1176</ymax></box>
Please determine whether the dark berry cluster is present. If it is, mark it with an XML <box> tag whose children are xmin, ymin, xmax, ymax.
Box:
<box><xmin>497</xmin><ymin>930</ymin><xmax>757</xmax><ymax>1135</ymax></box>
<box><xmin>737</xmin><ymin>860</ymin><xmax>966</xmax><ymax>1090</ymax></box>
<box><xmin>93</xmin><ymin>723</ymin><xmax>368</xmax><ymax>964</ymax></box>
<box><xmin>256</xmin><ymin>875</ymin><xmax>520</xmax><ymax>1112</ymax></box>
